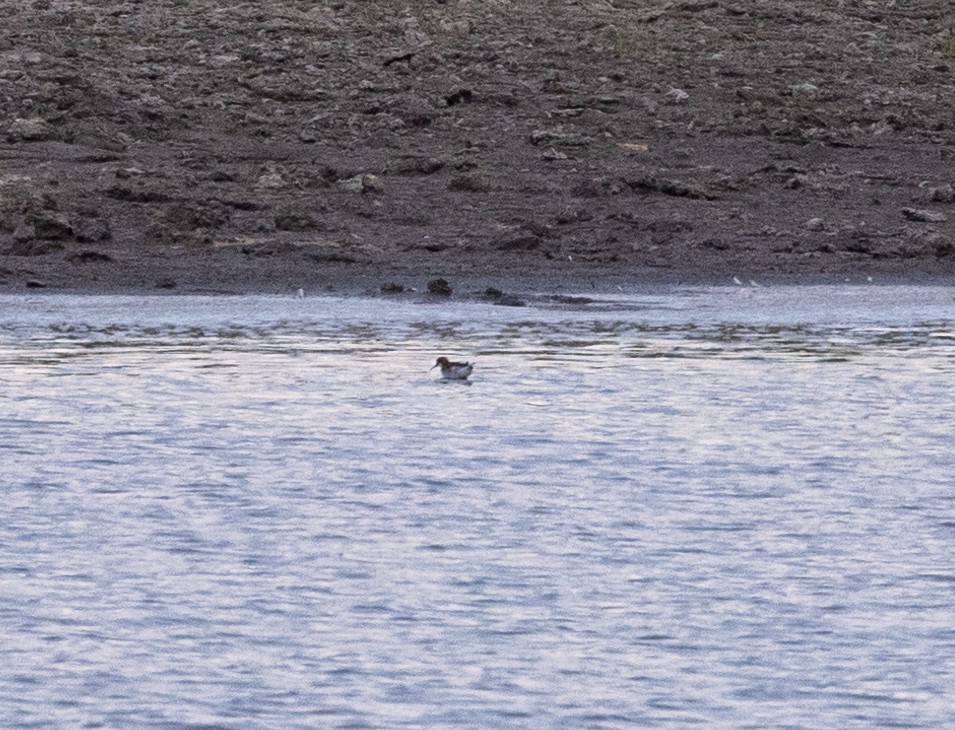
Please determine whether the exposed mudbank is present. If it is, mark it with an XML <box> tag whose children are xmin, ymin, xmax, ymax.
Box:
<box><xmin>2</xmin><ymin>1</ymin><xmax>955</xmax><ymax>294</ymax></box>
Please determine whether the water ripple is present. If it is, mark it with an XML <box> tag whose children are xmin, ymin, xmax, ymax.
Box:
<box><xmin>1</xmin><ymin>289</ymin><xmax>954</xmax><ymax>728</ymax></box>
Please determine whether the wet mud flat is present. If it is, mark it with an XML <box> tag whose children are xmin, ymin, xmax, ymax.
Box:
<box><xmin>2</xmin><ymin>0</ymin><xmax>955</xmax><ymax>294</ymax></box>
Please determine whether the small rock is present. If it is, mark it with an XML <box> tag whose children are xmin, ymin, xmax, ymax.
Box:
<box><xmin>929</xmin><ymin>184</ymin><xmax>955</xmax><ymax>203</ymax></box>
<box><xmin>208</xmin><ymin>170</ymin><xmax>236</xmax><ymax>183</ymax></box>
<box><xmin>495</xmin><ymin>235</ymin><xmax>541</xmax><ymax>251</ymax></box>
<box><xmin>255</xmin><ymin>167</ymin><xmax>286</xmax><ymax>190</ymax></box>
<box><xmin>529</xmin><ymin>129</ymin><xmax>564</xmax><ymax>146</ymax></box>
<box><xmin>6</xmin><ymin>117</ymin><xmax>54</xmax><ymax>142</ymax></box>
<box><xmin>493</xmin><ymin>294</ymin><xmax>527</xmax><ymax>307</ymax></box>
<box><xmin>388</xmin><ymin>157</ymin><xmax>444</xmax><ymax>176</ymax></box>
<box><xmin>339</xmin><ymin>174</ymin><xmax>384</xmax><ymax>194</ymax></box>
<box><xmin>902</xmin><ymin>207</ymin><xmax>946</xmax><ymax>222</ymax></box>
<box><xmin>382</xmin><ymin>50</ymin><xmax>416</xmax><ymax>68</ymax></box>
<box><xmin>427</xmin><ymin>278</ymin><xmax>452</xmax><ymax>296</ymax></box>
<box><xmin>542</xmin><ymin>147</ymin><xmax>568</xmax><ymax>161</ymax></box>
<box><xmin>74</xmin><ymin>131</ymin><xmax>128</xmax><ymax>153</ymax></box>
<box><xmin>804</xmin><ymin>217</ymin><xmax>826</xmax><ymax>231</ymax></box>
<box><xmin>69</xmin><ymin>250</ymin><xmax>114</xmax><ymax>264</ymax></box>
<box><xmin>625</xmin><ymin>175</ymin><xmax>711</xmax><ymax>200</ymax></box>
<box><xmin>25</xmin><ymin>279</ymin><xmax>47</xmax><ymax>289</ymax></box>
<box><xmin>844</xmin><ymin>241</ymin><xmax>872</xmax><ymax>254</ymax></box>
<box><xmin>482</xmin><ymin>287</ymin><xmax>526</xmax><ymax>306</ymax></box>
<box><xmin>665</xmin><ymin>88</ymin><xmax>689</xmax><ymax>104</ymax></box>
<box><xmin>933</xmin><ymin>242</ymin><xmax>954</xmax><ymax>258</ymax></box>
<box><xmin>789</xmin><ymin>82</ymin><xmax>820</xmax><ymax>96</ymax></box>
<box><xmin>13</xmin><ymin>221</ymin><xmax>35</xmax><ymax>243</ymax></box>
<box><xmin>380</xmin><ymin>282</ymin><xmax>405</xmax><ymax>294</ymax></box>
<box><xmin>571</xmin><ymin>179</ymin><xmax>606</xmax><ymax>198</ymax></box>
<box><xmin>555</xmin><ymin>208</ymin><xmax>591</xmax><ymax>224</ymax></box>
<box><xmin>448</xmin><ymin>173</ymin><xmax>492</xmax><ymax>193</ymax></box>
<box><xmin>444</xmin><ymin>88</ymin><xmax>473</xmax><ymax>106</ymax></box>
<box><xmin>421</xmin><ymin>242</ymin><xmax>450</xmax><ymax>252</ymax></box>
<box><xmin>74</xmin><ymin>216</ymin><xmax>112</xmax><ymax>243</ymax></box>
<box><xmin>14</xmin><ymin>197</ymin><xmax>74</xmax><ymax>244</ymax></box>
<box><xmin>617</xmin><ymin>142</ymin><xmax>650</xmax><ymax>153</ymax></box>
<box><xmin>275</xmin><ymin>212</ymin><xmax>321</xmax><ymax>231</ymax></box>
<box><xmin>522</xmin><ymin>220</ymin><xmax>552</xmax><ymax>238</ymax></box>
<box><xmin>155</xmin><ymin>278</ymin><xmax>177</xmax><ymax>289</ymax></box>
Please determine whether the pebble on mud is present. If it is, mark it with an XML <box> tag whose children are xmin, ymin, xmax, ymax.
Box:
<box><xmin>6</xmin><ymin>117</ymin><xmax>54</xmax><ymax>142</ymax></box>
<box><xmin>13</xmin><ymin>204</ymin><xmax>73</xmax><ymax>247</ymax></box>
<box><xmin>902</xmin><ymin>207</ymin><xmax>946</xmax><ymax>223</ymax></box>
<box><xmin>928</xmin><ymin>184</ymin><xmax>955</xmax><ymax>204</ymax></box>
<box><xmin>339</xmin><ymin>174</ymin><xmax>384</xmax><ymax>194</ymax></box>
<box><xmin>274</xmin><ymin>212</ymin><xmax>322</xmax><ymax>232</ymax></box>
<box><xmin>448</xmin><ymin>174</ymin><xmax>492</xmax><ymax>193</ymax></box>
<box><xmin>427</xmin><ymin>277</ymin><xmax>452</xmax><ymax>296</ymax></box>
<box><xmin>69</xmin><ymin>250</ymin><xmax>115</xmax><ymax>264</ymax></box>
<box><xmin>483</xmin><ymin>288</ymin><xmax>526</xmax><ymax>306</ymax></box>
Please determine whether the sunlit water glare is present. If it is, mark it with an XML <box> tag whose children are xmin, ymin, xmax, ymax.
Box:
<box><xmin>1</xmin><ymin>287</ymin><xmax>954</xmax><ymax>728</ymax></box>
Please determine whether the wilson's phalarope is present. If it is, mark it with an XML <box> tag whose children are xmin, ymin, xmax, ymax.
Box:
<box><xmin>430</xmin><ymin>356</ymin><xmax>473</xmax><ymax>380</ymax></box>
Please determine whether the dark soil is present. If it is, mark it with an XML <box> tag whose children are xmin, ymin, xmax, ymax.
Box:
<box><xmin>3</xmin><ymin>0</ymin><xmax>955</xmax><ymax>294</ymax></box>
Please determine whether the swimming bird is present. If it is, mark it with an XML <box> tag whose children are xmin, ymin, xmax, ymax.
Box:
<box><xmin>430</xmin><ymin>356</ymin><xmax>473</xmax><ymax>380</ymax></box>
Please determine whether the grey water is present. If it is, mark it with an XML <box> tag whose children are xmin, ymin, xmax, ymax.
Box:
<box><xmin>1</xmin><ymin>286</ymin><xmax>954</xmax><ymax>729</ymax></box>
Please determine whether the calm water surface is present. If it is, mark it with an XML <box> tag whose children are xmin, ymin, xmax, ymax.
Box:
<box><xmin>1</xmin><ymin>286</ymin><xmax>954</xmax><ymax>729</ymax></box>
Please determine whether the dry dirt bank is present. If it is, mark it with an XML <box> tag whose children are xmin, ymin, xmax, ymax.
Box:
<box><xmin>2</xmin><ymin>0</ymin><xmax>955</xmax><ymax>294</ymax></box>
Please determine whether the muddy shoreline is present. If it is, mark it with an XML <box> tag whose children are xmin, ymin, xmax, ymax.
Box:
<box><xmin>3</xmin><ymin>1</ymin><xmax>955</xmax><ymax>295</ymax></box>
